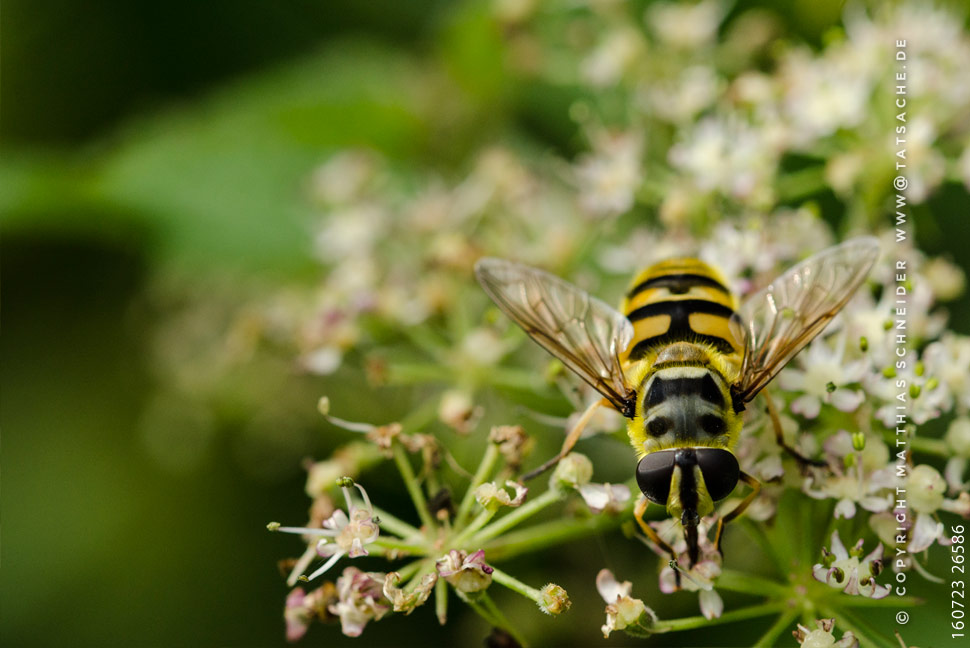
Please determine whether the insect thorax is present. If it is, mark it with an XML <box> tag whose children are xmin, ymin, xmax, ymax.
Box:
<box><xmin>627</xmin><ymin>364</ymin><xmax>742</xmax><ymax>457</ymax></box>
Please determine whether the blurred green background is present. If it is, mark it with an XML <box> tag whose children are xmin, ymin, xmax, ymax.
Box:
<box><xmin>3</xmin><ymin>1</ymin><xmax>968</xmax><ymax>646</ymax></box>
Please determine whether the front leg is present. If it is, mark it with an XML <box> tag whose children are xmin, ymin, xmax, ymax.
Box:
<box><xmin>713</xmin><ymin>471</ymin><xmax>761</xmax><ymax>557</ymax></box>
<box><xmin>634</xmin><ymin>496</ymin><xmax>684</xmax><ymax>589</ymax></box>
<box><xmin>520</xmin><ymin>399</ymin><xmax>605</xmax><ymax>482</ymax></box>
<box><xmin>762</xmin><ymin>390</ymin><xmax>826</xmax><ymax>469</ymax></box>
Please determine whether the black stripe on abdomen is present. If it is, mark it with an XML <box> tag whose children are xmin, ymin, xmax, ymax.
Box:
<box><xmin>645</xmin><ymin>374</ymin><xmax>725</xmax><ymax>408</ymax></box>
<box><xmin>627</xmin><ymin>273</ymin><xmax>729</xmax><ymax>298</ymax></box>
<box><xmin>626</xmin><ymin>299</ymin><xmax>736</xmax><ymax>358</ymax></box>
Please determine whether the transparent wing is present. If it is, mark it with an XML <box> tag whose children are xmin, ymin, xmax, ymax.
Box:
<box><xmin>730</xmin><ymin>237</ymin><xmax>880</xmax><ymax>404</ymax></box>
<box><xmin>475</xmin><ymin>257</ymin><xmax>637</xmax><ymax>417</ymax></box>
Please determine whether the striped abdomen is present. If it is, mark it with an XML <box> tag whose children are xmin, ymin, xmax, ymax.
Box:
<box><xmin>619</xmin><ymin>259</ymin><xmax>743</xmax><ymax>367</ymax></box>
<box><xmin>620</xmin><ymin>259</ymin><xmax>745</xmax><ymax>457</ymax></box>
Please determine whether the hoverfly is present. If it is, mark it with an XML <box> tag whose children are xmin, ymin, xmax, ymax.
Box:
<box><xmin>475</xmin><ymin>238</ymin><xmax>879</xmax><ymax>566</ymax></box>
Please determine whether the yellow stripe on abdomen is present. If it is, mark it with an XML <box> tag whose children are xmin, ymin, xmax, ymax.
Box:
<box><xmin>620</xmin><ymin>259</ymin><xmax>742</xmax><ymax>363</ymax></box>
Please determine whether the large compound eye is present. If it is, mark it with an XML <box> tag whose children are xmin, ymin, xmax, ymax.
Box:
<box><xmin>695</xmin><ymin>448</ymin><xmax>740</xmax><ymax>501</ymax></box>
<box><xmin>636</xmin><ymin>451</ymin><xmax>676</xmax><ymax>505</ymax></box>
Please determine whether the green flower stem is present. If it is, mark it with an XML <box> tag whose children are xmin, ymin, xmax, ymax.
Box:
<box><xmin>716</xmin><ymin>570</ymin><xmax>790</xmax><ymax>598</ymax></box>
<box><xmin>387</xmin><ymin>362</ymin><xmax>545</xmax><ymax>391</ymax></box>
<box><xmin>455</xmin><ymin>443</ymin><xmax>501</xmax><ymax>528</ymax></box>
<box><xmin>404</xmin><ymin>558</ymin><xmax>438</xmax><ymax>591</ymax></box>
<box><xmin>451</xmin><ymin>508</ymin><xmax>497</xmax><ymax>547</ymax></box>
<box><xmin>799</xmin><ymin>499</ymin><xmax>816</xmax><ymax>569</ymax></box>
<box><xmin>399</xmin><ymin>395</ymin><xmax>441</xmax><ymax>436</ymax></box>
<box><xmin>478</xmin><ymin>367</ymin><xmax>546</xmax><ymax>391</ymax></box>
<box><xmin>479</xmin><ymin>592</ymin><xmax>529</xmax><ymax>648</ymax></box>
<box><xmin>392</xmin><ymin>441</ymin><xmax>437</xmax><ymax>532</ymax></box>
<box><xmin>459</xmin><ymin>592</ymin><xmax>530</xmax><ymax>648</ymax></box>
<box><xmin>371</xmin><ymin>536</ymin><xmax>430</xmax><ymax>555</ymax></box>
<box><xmin>472</xmin><ymin>487</ymin><xmax>564</xmax><ymax>545</ymax></box>
<box><xmin>909</xmin><ymin>435</ymin><xmax>948</xmax><ymax>457</ymax></box>
<box><xmin>435</xmin><ymin>576</ymin><xmax>448</xmax><ymax>625</ymax></box>
<box><xmin>654</xmin><ymin>602</ymin><xmax>785</xmax><ymax>633</ymax></box>
<box><xmin>483</xmin><ymin>511</ymin><xmax>628</xmax><ymax>561</ymax></box>
<box><xmin>752</xmin><ymin>608</ymin><xmax>800</xmax><ymax>648</ymax></box>
<box><xmin>737</xmin><ymin>518</ymin><xmax>785</xmax><ymax>576</ymax></box>
<box><xmin>400</xmin><ymin>325</ymin><xmax>449</xmax><ymax>359</ymax></box>
<box><xmin>838</xmin><ymin>595</ymin><xmax>921</xmax><ymax>608</ymax></box>
<box><xmin>776</xmin><ymin>166</ymin><xmax>828</xmax><ymax>202</ymax></box>
<box><xmin>822</xmin><ymin>607</ymin><xmax>897</xmax><ymax>648</ymax></box>
<box><xmin>372</xmin><ymin>505</ymin><xmax>422</xmax><ymax>539</ymax></box>
<box><xmin>490</xmin><ymin>566</ymin><xmax>541</xmax><ymax>602</ymax></box>
<box><xmin>395</xmin><ymin>558</ymin><xmax>431</xmax><ymax>584</ymax></box>
<box><xmin>386</xmin><ymin>362</ymin><xmax>454</xmax><ymax>385</ymax></box>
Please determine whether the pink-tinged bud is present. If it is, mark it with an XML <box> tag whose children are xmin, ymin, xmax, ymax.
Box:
<box><xmin>328</xmin><ymin>567</ymin><xmax>390</xmax><ymax>637</ymax></box>
<box><xmin>283</xmin><ymin>584</ymin><xmax>335</xmax><ymax>642</ymax></box>
<box><xmin>284</xmin><ymin>588</ymin><xmax>312</xmax><ymax>642</ymax></box>
<box><xmin>436</xmin><ymin>549</ymin><xmax>494</xmax><ymax>593</ymax></box>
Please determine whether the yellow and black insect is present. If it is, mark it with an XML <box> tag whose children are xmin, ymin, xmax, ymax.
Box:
<box><xmin>475</xmin><ymin>238</ymin><xmax>879</xmax><ymax>566</ymax></box>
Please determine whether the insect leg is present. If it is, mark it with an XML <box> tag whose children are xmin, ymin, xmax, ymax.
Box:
<box><xmin>520</xmin><ymin>398</ymin><xmax>604</xmax><ymax>482</ymax></box>
<box><xmin>634</xmin><ymin>496</ymin><xmax>682</xmax><ymax>588</ymax></box>
<box><xmin>714</xmin><ymin>471</ymin><xmax>761</xmax><ymax>556</ymax></box>
<box><xmin>633</xmin><ymin>496</ymin><xmax>677</xmax><ymax>555</ymax></box>
<box><xmin>763</xmin><ymin>390</ymin><xmax>826</xmax><ymax>468</ymax></box>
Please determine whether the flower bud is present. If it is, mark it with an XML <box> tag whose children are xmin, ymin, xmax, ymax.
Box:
<box><xmin>329</xmin><ymin>567</ymin><xmax>390</xmax><ymax>637</ymax></box>
<box><xmin>538</xmin><ymin>583</ymin><xmax>571</xmax><ymax>615</ymax></box>
<box><xmin>909</xmin><ymin>464</ymin><xmax>946</xmax><ymax>513</ymax></box>
<box><xmin>436</xmin><ymin>549</ymin><xmax>494</xmax><ymax>593</ymax></box>
<box><xmin>438</xmin><ymin>390</ymin><xmax>479</xmax><ymax>435</ymax></box>
<box><xmin>946</xmin><ymin>418</ymin><xmax>970</xmax><ymax>457</ymax></box>
<box><xmin>793</xmin><ymin>618</ymin><xmax>858</xmax><ymax>648</ymax></box>
<box><xmin>383</xmin><ymin>571</ymin><xmax>437</xmax><ymax>614</ymax></box>
<box><xmin>552</xmin><ymin>453</ymin><xmax>593</xmax><ymax>490</ymax></box>
<box><xmin>475</xmin><ymin>481</ymin><xmax>528</xmax><ymax>509</ymax></box>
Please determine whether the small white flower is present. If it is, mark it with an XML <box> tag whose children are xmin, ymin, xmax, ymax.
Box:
<box><xmin>577</xmin><ymin>482</ymin><xmax>631</xmax><ymax>514</ymax></box>
<box><xmin>301</xmin><ymin>345</ymin><xmax>343</xmax><ymax>375</ymax></box>
<box><xmin>475</xmin><ymin>480</ymin><xmax>528</xmax><ymax>509</ymax></box>
<box><xmin>779</xmin><ymin>333</ymin><xmax>867</xmax><ymax>419</ymax></box>
<box><xmin>436</xmin><ymin>549</ymin><xmax>494</xmax><ymax>593</ymax></box>
<box><xmin>595</xmin><ymin>569</ymin><xmax>657</xmax><ymax>638</ymax></box>
<box><xmin>905</xmin><ymin>464</ymin><xmax>962</xmax><ymax>552</ymax></box>
<box><xmin>643</xmin><ymin>65</ymin><xmax>722</xmax><ymax>124</ymax></box>
<box><xmin>273</xmin><ymin>478</ymin><xmax>380</xmax><ymax>582</ymax></box>
<box><xmin>669</xmin><ymin>115</ymin><xmax>779</xmax><ymax>204</ymax></box>
<box><xmin>793</xmin><ymin>618</ymin><xmax>858</xmax><ymax>648</ymax></box>
<box><xmin>645</xmin><ymin>0</ymin><xmax>726</xmax><ymax>50</ymax></box>
<box><xmin>804</xmin><ymin>432</ymin><xmax>893</xmax><ymax>519</ymax></box>
<box><xmin>309</xmin><ymin>150</ymin><xmax>381</xmax><ymax>206</ymax></box>
<box><xmin>580</xmin><ymin>27</ymin><xmax>644</xmax><ymax>87</ymax></box>
<box><xmin>438</xmin><ymin>389</ymin><xmax>482</xmax><ymax>435</ymax></box>
<box><xmin>329</xmin><ymin>567</ymin><xmax>390</xmax><ymax>637</ymax></box>
<box><xmin>575</xmin><ymin>130</ymin><xmax>643</xmax><ymax>216</ymax></box>
<box><xmin>812</xmin><ymin>531</ymin><xmax>889</xmax><ymax>599</ymax></box>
